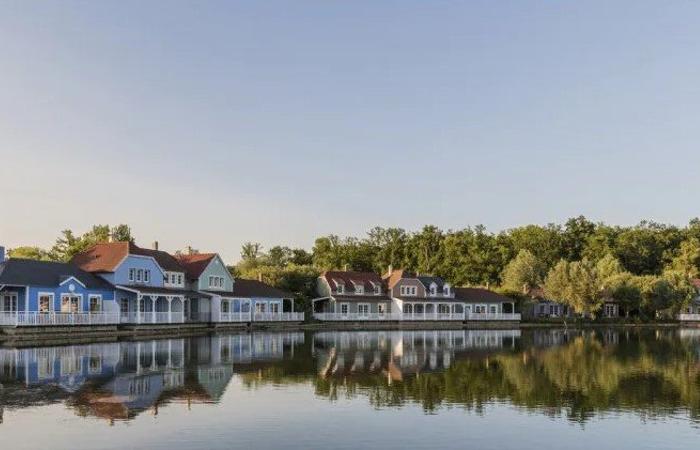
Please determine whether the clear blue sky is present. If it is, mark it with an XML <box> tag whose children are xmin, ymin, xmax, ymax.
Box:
<box><xmin>1</xmin><ymin>1</ymin><xmax>699</xmax><ymax>263</ymax></box>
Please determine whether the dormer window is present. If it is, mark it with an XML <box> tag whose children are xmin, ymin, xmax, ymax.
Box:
<box><xmin>355</xmin><ymin>285</ymin><xmax>364</xmax><ymax>295</ymax></box>
<box><xmin>430</xmin><ymin>283</ymin><xmax>438</xmax><ymax>296</ymax></box>
<box><xmin>400</xmin><ymin>285</ymin><xmax>417</xmax><ymax>296</ymax></box>
<box><xmin>374</xmin><ymin>284</ymin><xmax>381</xmax><ymax>295</ymax></box>
<box><xmin>443</xmin><ymin>284</ymin><xmax>451</xmax><ymax>296</ymax></box>
<box><xmin>335</xmin><ymin>281</ymin><xmax>345</xmax><ymax>294</ymax></box>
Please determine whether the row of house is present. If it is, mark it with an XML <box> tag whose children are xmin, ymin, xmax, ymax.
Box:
<box><xmin>312</xmin><ymin>269</ymin><xmax>520</xmax><ymax>321</ymax></box>
<box><xmin>0</xmin><ymin>242</ymin><xmax>303</xmax><ymax>328</ymax></box>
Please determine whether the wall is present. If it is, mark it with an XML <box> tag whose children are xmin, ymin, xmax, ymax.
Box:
<box><xmin>196</xmin><ymin>256</ymin><xmax>234</xmax><ymax>292</ymax></box>
<box><xmin>391</xmin><ymin>279</ymin><xmax>426</xmax><ymax>298</ymax></box>
<box><xmin>112</xmin><ymin>255</ymin><xmax>166</xmax><ymax>287</ymax></box>
<box><xmin>26</xmin><ymin>283</ymin><xmax>116</xmax><ymax>313</ymax></box>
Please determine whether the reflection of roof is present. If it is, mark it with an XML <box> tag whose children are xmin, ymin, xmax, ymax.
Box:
<box><xmin>0</xmin><ymin>259</ymin><xmax>114</xmax><ymax>289</ymax></box>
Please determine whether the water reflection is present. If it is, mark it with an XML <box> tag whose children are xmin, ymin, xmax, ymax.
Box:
<box><xmin>1</xmin><ymin>328</ymin><xmax>700</xmax><ymax>426</ymax></box>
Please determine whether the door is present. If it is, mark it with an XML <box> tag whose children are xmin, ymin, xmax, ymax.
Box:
<box><xmin>61</xmin><ymin>295</ymin><xmax>80</xmax><ymax>313</ymax></box>
<box><xmin>1</xmin><ymin>293</ymin><xmax>18</xmax><ymax>312</ymax></box>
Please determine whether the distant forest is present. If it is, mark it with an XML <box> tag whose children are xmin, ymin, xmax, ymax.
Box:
<box><xmin>8</xmin><ymin>216</ymin><xmax>700</xmax><ymax>316</ymax></box>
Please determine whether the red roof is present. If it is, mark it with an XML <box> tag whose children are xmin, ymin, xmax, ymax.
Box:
<box><xmin>175</xmin><ymin>253</ymin><xmax>217</xmax><ymax>279</ymax></box>
<box><xmin>322</xmin><ymin>271</ymin><xmax>386</xmax><ymax>294</ymax></box>
<box><xmin>71</xmin><ymin>242</ymin><xmax>131</xmax><ymax>272</ymax></box>
<box><xmin>71</xmin><ymin>242</ymin><xmax>186</xmax><ymax>274</ymax></box>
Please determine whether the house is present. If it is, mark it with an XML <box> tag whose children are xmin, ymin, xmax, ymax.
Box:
<box><xmin>71</xmin><ymin>242</ymin><xmax>210</xmax><ymax>324</ymax></box>
<box><xmin>454</xmin><ymin>287</ymin><xmax>517</xmax><ymax>318</ymax></box>
<box><xmin>0</xmin><ymin>254</ymin><xmax>119</xmax><ymax>327</ymax></box>
<box><xmin>312</xmin><ymin>269</ymin><xmax>520</xmax><ymax>321</ymax></box>
<box><xmin>678</xmin><ymin>279</ymin><xmax>700</xmax><ymax>321</ymax></box>
<box><xmin>385</xmin><ymin>270</ymin><xmax>463</xmax><ymax>320</ymax></box>
<box><xmin>176</xmin><ymin>253</ymin><xmax>302</xmax><ymax>323</ymax></box>
<box><xmin>312</xmin><ymin>271</ymin><xmax>394</xmax><ymax>320</ymax></box>
<box><xmin>522</xmin><ymin>287</ymin><xmax>572</xmax><ymax>320</ymax></box>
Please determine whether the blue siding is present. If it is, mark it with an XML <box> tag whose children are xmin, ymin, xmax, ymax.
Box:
<box><xmin>27</xmin><ymin>283</ymin><xmax>115</xmax><ymax>312</ymax></box>
<box><xmin>112</xmin><ymin>255</ymin><xmax>165</xmax><ymax>287</ymax></box>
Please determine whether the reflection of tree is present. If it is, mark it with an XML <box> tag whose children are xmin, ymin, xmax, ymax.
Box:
<box><xmin>244</xmin><ymin>330</ymin><xmax>700</xmax><ymax>423</ymax></box>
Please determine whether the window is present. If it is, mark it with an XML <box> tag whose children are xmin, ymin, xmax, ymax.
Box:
<box><xmin>401</xmin><ymin>285</ymin><xmax>417</xmax><ymax>296</ymax></box>
<box><xmin>355</xmin><ymin>285</ymin><xmax>364</xmax><ymax>295</ymax></box>
<box><xmin>358</xmin><ymin>304</ymin><xmax>369</xmax><ymax>316</ymax></box>
<box><xmin>489</xmin><ymin>305</ymin><xmax>497</xmax><ymax>314</ymax></box>
<box><xmin>39</xmin><ymin>294</ymin><xmax>54</xmax><ymax>313</ymax></box>
<box><xmin>2</xmin><ymin>293</ymin><xmax>18</xmax><ymax>312</ymax></box>
<box><xmin>438</xmin><ymin>304</ymin><xmax>450</xmax><ymax>314</ymax></box>
<box><xmin>129</xmin><ymin>268</ymin><xmax>135</xmax><ymax>282</ymax></box>
<box><xmin>177</xmin><ymin>274</ymin><xmax>183</xmax><ymax>285</ymax></box>
<box><xmin>144</xmin><ymin>270</ymin><xmax>150</xmax><ymax>283</ymax></box>
<box><xmin>222</xmin><ymin>301</ymin><xmax>230</xmax><ymax>313</ymax></box>
<box><xmin>549</xmin><ymin>305</ymin><xmax>557</xmax><ymax>316</ymax></box>
<box><xmin>430</xmin><ymin>284</ymin><xmax>437</xmax><ymax>296</ymax></box>
<box><xmin>374</xmin><ymin>284</ymin><xmax>381</xmax><ymax>295</ymax></box>
<box><xmin>89</xmin><ymin>295</ymin><xmax>102</xmax><ymax>313</ymax></box>
<box><xmin>336</xmin><ymin>283</ymin><xmax>344</xmax><ymax>294</ymax></box>
<box><xmin>404</xmin><ymin>304</ymin><xmax>413</xmax><ymax>314</ymax></box>
<box><xmin>136</xmin><ymin>269</ymin><xmax>143</xmax><ymax>282</ymax></box>
<box><xmin>340</xmin><ymin>303</ymin><xmax>349</xmax><ymax>315</ymax></box>
<box><xmin>120</xmin><ymin>299</ymin><xmax>129</xmax><ymax>314</ymax></box>
<box><xmin>378</xmin><ymin>304</ymin><xmax>386</xmax><ymax>314</ymax></box>
<box><xmin>443</xmin><ymin>285</ymin><xmax>450</xmax><ymax>296</ymax></box>
<box><xmin>209</xmin><ymin>276</ymin><xmax>224</xmax><ymax>288</ymax></box>
<box><xmin>270</xmin><ymin>303</ymin><xmax>280</xmax><ymax>313</ymax></box>
<box><xmin>61</xmin><ymin>295</ymin><xmax>80</xmax><ymax>313</ymax></box>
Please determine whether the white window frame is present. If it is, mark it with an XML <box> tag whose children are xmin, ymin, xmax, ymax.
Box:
<box><xmin>340</xmin><ymin>303</ymin><xmax>349</xmax><ymax>315</ymax></box>
<box><xmin>430</xmin><ymin>283</ymin><xmax>437</xmax><ymax>296</ymax></box>
<box><xmin>355</xmin><ymin>284</ymin><xmax>364</xmax><ymax>295</ymax></box>
<box><xmin>1</xmin><ymin>292</ymin><xmax>18</xmax><ymax>312</ymax></box>
<box><xmin>38</xmin><ymin>292</ymin><xmax>54</xmax><ymax>313</ymax></box>
<box><xmin>60</xmin><ymin>294</ymin><xmax>82</xmax><ymax>313</ymax></box>
<box><xmin>144</xmin><ymin>270</ymin><xmax>150</xmax><ymax>283</ymax></box>
<box><xmin>129</xmin><ymin>268</ymin><xmax>135</xmax><ymax>282</ymax></box>
<box><xmin>88</xmin><ymin>295</ymin><xmax>102</xmax><ymax>313</ymax></box>
<box><xmin>270</xmin><ymin>302</ymin><xmax>280</xmax><ymax>313</ymax></box>
<box><xmin>358</xmin><ymin>303</ymin><xmax>370</xmax><ymax>316</ymax></box>
<box><xmin>443</xmin><ymin>285</ymin><xmax>450</xmax><ymax>296</ymax></box>
<box><xmin>374</xmin><ymin>284</ymin><xmax>381</xmax><ymax>295</ymax></box>
<box><xmin>336</xmin><ymin>283</ymin><xmax>344</xmax><ymax>294</ymax></box>
<box><xmin>136</xmin><ymin>269</ymin><xmax>143</xmax><ymax>283</ymax></box>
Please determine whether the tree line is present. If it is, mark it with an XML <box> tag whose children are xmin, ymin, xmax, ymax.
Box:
<box><xmin>8</xmin><ymin>216</ymin><xmax>700</xmax><ymax>317</ymax></box>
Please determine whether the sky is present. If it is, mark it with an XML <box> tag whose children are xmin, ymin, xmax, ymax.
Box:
<box><xmin>1</xmin><ymin>1</ymin><xmax>700</xmax><ymax>263</ymax></box>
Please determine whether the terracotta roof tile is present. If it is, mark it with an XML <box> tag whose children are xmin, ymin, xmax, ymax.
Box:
<box><xmin>70</xmin><ymin>242</ymin><xmax>130</xmax><ymax>272</ymax></box>
<box><xmin>175</xmin><ymin>253</ymin><xmax>217</xmax><ymax>279</ymax></box>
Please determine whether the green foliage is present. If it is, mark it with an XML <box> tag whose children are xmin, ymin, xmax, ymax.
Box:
<box><xmin>667</xmin><ymin>238</ymin><xmax>700</xmax><ymax>278</ymax></box>
<box><xmin>544</xmin><ymin>259</ymin><xmax>601</xmax><ymax>316</ymax></box>
<box><xmin>7</xmin><ymin>246</ymin><xmax>52</xmax><ymax>261</ymax></box>
<box><xmin>501</xmin><ymin>250</ymin><xmax>545</xmax><ymax>293</ymax></box>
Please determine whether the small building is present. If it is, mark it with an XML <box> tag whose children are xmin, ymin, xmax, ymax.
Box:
<box><xmin>453</xmin><ymin>287</ymin><xmax>517</xmax><ymax>318</ymax></box>
<box><xmin>0</xmin><ymin>256</ymin><xmax>118</xmax><ymax>327</ymax></box>
<box><xmin>522</xmin><ymin>287</ymin><xmax>572</xmax><ymax>320</ymax></box>
<box><xmin>678</xmin><ymin>279</ymin><xmax>700</xmax><ymax>321</ymax></box>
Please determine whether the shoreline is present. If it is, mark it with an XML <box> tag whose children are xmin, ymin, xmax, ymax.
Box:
<box><xmin>0</xmin><ymin>320</ymin><xmax>692</xmax><ymax>347</ymax></box>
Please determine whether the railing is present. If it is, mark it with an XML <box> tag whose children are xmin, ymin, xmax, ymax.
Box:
<box><xmin>252</xmin><ymin>312</ymin><xmax>305</xmax><ymax>322</ymax></box>
<box><xmin>120</xmin><ymin>312</ymin><xmax>185</xmax><ymax>324</ymax></box>
<box><xmin>219</xmin><ymin>312</ymin><xmax>251</xmax><ymax>322</ymax></box>
<box><xmin>186</xmin><ymin>312</ymin><xmax>211</xmax><ymax>323</ymax></box>
<box><xmin>466</xmin><ymin>313</ymin><xmax>521</xmax><ymax>321</ymax></box>
<box><xmin>313</xmin><ymin>312</ymin><xmax>521</xmax><ymax>321</ymax></box>
<box><xmin>678</xmin><ymin>314</ymin><xmax>700</xmax><ymax>321</ymax></box>
<box><xmin>0</xmin><ymin>312</ymin><xmax>120</xmax><ymax>326</ymax></box>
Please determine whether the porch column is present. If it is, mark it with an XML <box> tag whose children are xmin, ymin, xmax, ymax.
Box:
<box><xmin>150</xmin><ymin>296</ymin><xmax>157</xmax><ymax>324</ymax></box>
<box><xmin>137</xmin><ymin>295</ymin><xmax>143</xmax><ymax>324</ymax></box>
<box><xmin>167</xmin><ymin>296</ymin><xmax>173</xmax><ymax>323</ymax></box>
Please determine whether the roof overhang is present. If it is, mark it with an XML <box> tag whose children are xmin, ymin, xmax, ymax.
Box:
<box><xmin>116</xmin><ymin>285</ymin><xmax>211</xmax><ymax>298</ymax></box>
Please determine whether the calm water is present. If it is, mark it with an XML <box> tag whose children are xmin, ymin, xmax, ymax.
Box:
<box><xmin>1</xmin><ymin>328</ymin><xmax>700</xmax><ymax>449</ymax></box>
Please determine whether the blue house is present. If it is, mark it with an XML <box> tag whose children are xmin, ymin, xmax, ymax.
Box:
<box><xmin>71</xmin><ymin>242</ymin><xmax>211</xmax><ymax>324</ymax></box>
<box><xmin>0</xmin><ymin>252</ymin><xmax>118</xmax><ymax>327</ymax></box>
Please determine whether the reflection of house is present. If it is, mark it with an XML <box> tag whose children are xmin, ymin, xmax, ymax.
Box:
<box><xmin>313</xmin><ymin>329</ymin><xmax>520</xmax><ymax>381</ymax></box>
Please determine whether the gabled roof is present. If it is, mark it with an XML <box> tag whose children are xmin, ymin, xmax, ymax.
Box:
<box><xmin>454</xmin><ymin>287</ymin><xmax>514</xmax><ymax>304</ymax></box>
<box><xmin>416</xmin><ymin>276</ymin><xmax>448</xmax><ymax>290</ymax></box>
<box><xmin>71</xmin><ymin>242</ymin><xmax>183</xmax><ymax>274</ymax></box>
<box><xmin>175</xmin><ymin>253</ymin><xmax>217</xmax><ymax>280</ymax></box>
<box><xmin>383</xmin><ymin>269</ymin><xmax>412</xmax><ymax>289</ymax></box>
<box><xmin>0</xmin><ymin>259</ymin><xmax>114</xmax><ymax>290</ymax></box>
<box><xmin>322</xmin><ymin>271</ymin><xmax>386</xmax><ymax>294</ymax></box>
<box><xmin>203</xmin><ymin>279</ymin><xmax>293</xmax><ymax>299</ymax></box>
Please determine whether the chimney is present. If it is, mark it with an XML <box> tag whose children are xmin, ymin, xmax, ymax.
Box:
<box><xmin>152</xmin><ymin>241</ymin><xmax>159</xmax><ymax>251</ymax></box>
<box><xmin>486</xmin><ymin>282</ymin><xmax>490</xmax><ymax>290</ymax></box>
<box><xmin>344</xmin><ymin>263</ymin><xmax>349</xmax><ymax>272</ymax></box>
<box><xmin>387</xmin><ymin>264</ymin><xmax>393</xmax><ymax>276</ymax></box>
<box><xmin>258</xmin><ymin>272</ymin><xmax>263</xmax><ymax>282</ymax></box>
<box><xmin>0</xmin><ymin>246</ymin><xmax>5</xmax><ymax>263</ymax></box>
<box><xmin>187</xmin><ymin>245</ymin><xmax>193</xmax><ymax>255</ymax></box>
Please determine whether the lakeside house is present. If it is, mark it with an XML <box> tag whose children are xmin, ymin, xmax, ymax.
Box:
<box><xmin>0</xmin><ymin>243</ymin><xmax>302</xmax><ymax>329</ymax></box>
<box><xmin>679</xmin><ymin>279</ymin><xmax>700</xmax><ymax>322</ymax></box>
<box><xmin>312</xmin><ymin>269</ymin><xmax>519</xmax><ymax>322</ymax></box>
<box><xmin>522</xmin><ymin>287</ymin><xmax>572</xmax><ymax>320</ymax></box>
<box><xmin>0</xmin><ymin>257</ymin><xmax>119</xmax><ymax>326</ymax></box>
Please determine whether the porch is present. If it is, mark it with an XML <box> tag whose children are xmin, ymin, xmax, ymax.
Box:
<box><xmin>216</xmin><ymin>297</ymin><xmax>304</xmax><ymax>322</ymax></box>
<box><xmin>116</xmin><ymin>286</ymin><xmax>210</xmax><ymax>324</ymax></box>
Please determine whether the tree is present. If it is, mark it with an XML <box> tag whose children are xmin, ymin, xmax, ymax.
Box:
<box><xmin>49</xmin><ymin>224</ymin><xmax>132</xmax><ymax>262</ymax></box>
<box><xmin>561</xmin><ymin>216</ymin><xmax>596</xmax><ymax>261</ymax></box>
<box><xmin>241</xmin><ymin>242</ymin><xmax>263</xmax><ymax>261</ymax></box>
<box><xmin>505</xmin><ymin>224</ymin><xmax>564</xmax><ymax>270</ymax></box>
<box><xmin>544</xmin><ymin>259</ymin><xmax>602</xmax><ymax>316</ymax></box>
<box><xmin>667</xmin><ymin>238</ymin><xmax>700</xmax><ymax>278</ymax></box>
<box><xmin>501</xmin><ymin>249</ymin><xmax>546</xmax><ymax>293</ymax></box>
<box><xmin>7</xmin><ymin>246</ymin><xmax>52</xmax><ymax>261</ymax></box>
<box><xmin>110</xmin><ymin>224</ymin><xmax>134</xmax><ymax>243</ymax></box>
<box><xmin>595</xmin><ymin>253</ymin><xmax>624</xmax><ymax>282</ymax></box>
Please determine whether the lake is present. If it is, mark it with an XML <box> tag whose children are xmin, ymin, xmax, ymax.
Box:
<box><xmin>1</xmin><ymin>327</ymin><xmax>699</xmax><ymax>449</ymax></box>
